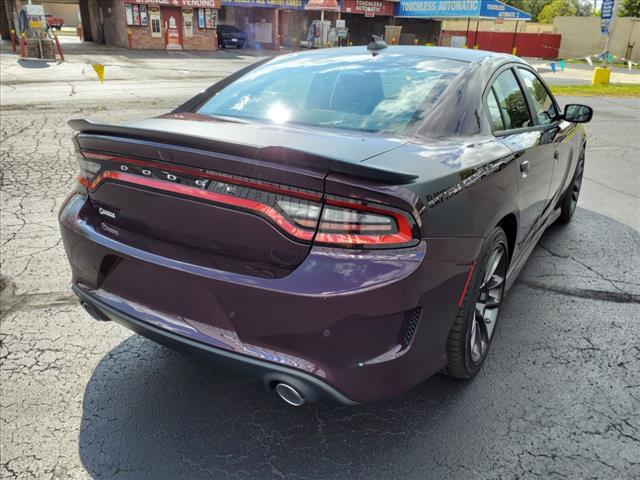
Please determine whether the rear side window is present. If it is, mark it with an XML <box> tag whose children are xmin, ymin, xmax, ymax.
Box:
<box><xmin>491</xmin><ymin>70</ymin><xmax>531</xmax><ymax>130</ymax></box>
<box><xmin>518</xmin><ymin>68</ymin><xmax>557</xmax><ymax>126</ymax></box>
<box><xmin>486</xmin><ymin>89</ymin><xmax>504</xmax><ymax>131</ymax></box>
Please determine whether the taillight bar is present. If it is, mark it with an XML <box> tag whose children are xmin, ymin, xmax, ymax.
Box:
<box><xmin>83</xmin><ymin>152</ymin><xmax>322</xmax><ymax>202</ymax></box>
<box><xmin>79</xmin><ymin>171</ymin><xmax>316</xmax><ymax>240</ymax></box>
<box><xmin>78</xmin><ymin>151</ymin><xmax>418</xmax><ymax>248</ymax></box>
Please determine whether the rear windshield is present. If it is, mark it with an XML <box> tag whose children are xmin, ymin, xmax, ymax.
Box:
<box><xmin>196</xmin><ymin>53</ymin><xmax>466</xmax><ymax>133</ymax></box>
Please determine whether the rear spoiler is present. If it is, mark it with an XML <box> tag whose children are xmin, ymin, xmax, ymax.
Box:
<box><xmin>68</xmin><ymin>119</ymin><xmax>418</xmax><ymax>185</ymax></box>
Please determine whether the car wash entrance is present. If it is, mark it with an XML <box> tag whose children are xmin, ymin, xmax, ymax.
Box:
<box><xmin>395</xmin><ymin>0</ymin><xmax>532</xmax><ymax>51</ymax></box>
<box><xmin>340</xmin><ymin>0</ymin><xmax>394</xmax><ymax>45</ymax></box>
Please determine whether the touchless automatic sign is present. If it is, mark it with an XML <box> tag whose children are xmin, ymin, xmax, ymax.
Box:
<box><xmin>342</xmin><ymin>0</ymin><xmax>394</xmax><ymax>17</ymax></box>
<box><xmin>395</xmin><ymin>0</ymin><xmax>531</xmax><ymax>19</ymax></box>
<box><xmin>397</xmin><ymin>0</ymin><xmax>480</xmax><ymax>17</ymax></box>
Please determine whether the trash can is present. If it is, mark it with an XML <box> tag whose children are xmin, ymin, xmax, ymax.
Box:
<box><xmin>592</xmin><ymin>67</ymin><xmax>610</xmax><ymax>85</ymax></box>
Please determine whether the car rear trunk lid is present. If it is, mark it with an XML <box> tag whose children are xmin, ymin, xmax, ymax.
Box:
<box><xmin>72</xmin><ymin>118</ymin><xmax>416</xmax><ymax>279</ymax></box>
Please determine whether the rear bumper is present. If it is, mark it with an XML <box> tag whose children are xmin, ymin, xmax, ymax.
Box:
<box><xmin>73</xmin><ymin>285</ymin><xmax>357</xmax><ymax>405</ymax></box>
<box><xmin>60</xmin><ymin>191</ymin><xmax>481</xmax><ymax>403</ymax></box>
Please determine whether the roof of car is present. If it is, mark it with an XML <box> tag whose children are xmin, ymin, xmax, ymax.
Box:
<box><xmin>286</xmin><ymin>45</ymin><xmax>522</xmax><ymax>64</ymax></box>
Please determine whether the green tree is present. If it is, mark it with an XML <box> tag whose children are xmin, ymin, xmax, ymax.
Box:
<box><xmin>503</xmin><ymin>0</ymin><xmax>554</xmax><ymax>20</ymax></box>
<box><xmin>575</xmin><ymin>0</ymin><xmax>593</xmax><ymax>16</ymax></box>
<box><xmin>538</xmin><ymin>0</ymin><xmax>579</xmax><ymax>23</ymax></box>
<box><xmin>619</xmin><ymin>0</ymin><xmax>640</xmax><ymax>17</ymax></box>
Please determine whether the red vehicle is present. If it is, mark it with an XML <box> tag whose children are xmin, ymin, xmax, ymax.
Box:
<box><xmin>45</xmin><ymin>13</ymin><xmax>64</xmax><ymax>30</ymax></box>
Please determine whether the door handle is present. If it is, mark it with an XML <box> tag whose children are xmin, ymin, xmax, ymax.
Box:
<box><xmin>520</xmin><ymin>160</ymin><xmax>530</xmax><ymax>173</ymax></box>
<box><xmin>553</xmin><ymin>151</ymin><xmax>559</xmax><ymax>161</ymax></box>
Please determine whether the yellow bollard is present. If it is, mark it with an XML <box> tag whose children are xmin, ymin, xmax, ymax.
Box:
<box><xmin>512</xmin><ymin>46</ymin><xmax>517</xmax><ymax>56</ymax></box>
<box><xmin>592</xmin><ymin>67</ymin><xmax>610</xmax><ymax>85</ymax></box>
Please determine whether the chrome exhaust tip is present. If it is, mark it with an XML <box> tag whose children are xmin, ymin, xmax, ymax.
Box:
<box><xmin>275</xmin><ymin>382</ymin><xmax>306</xmax><ymax>407</ymax></box>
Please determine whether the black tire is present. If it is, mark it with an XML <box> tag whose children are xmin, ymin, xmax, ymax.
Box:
<box><xmin>444</xmin><ymin>227</ymin><xmax>509</xmax><ymax>379</ymax></box>
<box><xmin>557</xmin><ymin>151</ymin><xmax>585</xmax><ymax>223</ymax></box>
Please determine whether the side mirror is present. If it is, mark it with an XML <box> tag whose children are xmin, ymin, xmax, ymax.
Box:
<box><xmin>563</xmin><ymin>104</ymin><xmax>593</xmax><ymax>123</ymax></box>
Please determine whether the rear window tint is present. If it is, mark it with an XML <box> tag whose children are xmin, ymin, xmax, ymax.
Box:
<box><xmin>196</xmin><ymin>54</ymin><xmax>467</xmax><ymax>134</ymax></box>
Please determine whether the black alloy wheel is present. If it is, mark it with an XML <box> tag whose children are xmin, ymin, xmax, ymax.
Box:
<box><xmin>559</xmin><ymin>152</ymin><xmax>585</xmax><ymax>223</ymax></box>
<box><xmin>444</xmin><ymin>227</ymin><xmax>509</xmax><ymax>379</ymax></box>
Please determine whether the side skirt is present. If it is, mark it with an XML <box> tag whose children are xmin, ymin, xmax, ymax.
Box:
<box><xmin>504</xmin><ymin>207</ymin><xmax>561</xmax><ymax>292</ymax></box>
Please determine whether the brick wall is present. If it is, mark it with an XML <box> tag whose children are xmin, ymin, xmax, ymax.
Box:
<box><xmin>112</xmin><ymin>0</ymin><xmax>217</xmax><ymax>50</ymax></box>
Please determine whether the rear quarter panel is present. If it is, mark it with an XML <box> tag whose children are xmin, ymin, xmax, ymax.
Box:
<box><xmin>365</xmin><ymin>136</ymin><xmax>520</xmax><ymax>246</ymax></box>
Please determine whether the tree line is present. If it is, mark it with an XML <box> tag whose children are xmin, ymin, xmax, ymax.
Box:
<box><xmin>503</xmin><ymin>0</ymin><xmax>640</xmax><ymax>23</ymax></box>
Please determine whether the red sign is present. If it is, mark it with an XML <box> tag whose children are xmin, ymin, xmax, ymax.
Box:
<box><xmin>341</xmin><ymin>0</ymin><xmax>394</xmax><ymax>17</ymax></box>
<box><xmin>130</xmin><ymin>0</ymin><xmax>219</xmax><ymax>8</ymax></box>
<box><xmin>306</xmin><ymin>0</ymin><xmax>340</xmax><ymax>11</ymax></box>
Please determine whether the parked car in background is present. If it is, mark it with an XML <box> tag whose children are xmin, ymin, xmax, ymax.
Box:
<box><xmin>60</xmin><ymin>44</ymin><xmax>592</xmax><ymax>406</ymax></box>
<box><xmin>45</xmin><ymin>13</ymin><xmax>64</xmax><ymax>30</ymax></box>
<box><xmin>216</xmin><ymin>24</ymin><xmax>246</xmax><ymax>49</ymax></box>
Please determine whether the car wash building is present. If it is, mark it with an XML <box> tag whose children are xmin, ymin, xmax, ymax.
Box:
<box><xmin>219</xmin><ymin>0</ymin><xmax>308</xmax><ymax>49</ymax></box>
<box><xmin>340</xmin><ymin>1</ymin><xmax>396</xmax><ymax>45</ymax></box>
<box><xmin>394</xmin><ymin>0</ymin><xmax>532</xmax><ymax>50</ymax></box>
<box><xmin>98</xmin><ymin>0</ymin><xmax>220</xmax><ymax>50</ymax></box>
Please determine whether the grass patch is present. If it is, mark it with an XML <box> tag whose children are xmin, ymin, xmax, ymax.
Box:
<box><xmin>550</xmin><ymin>83</ymin><xmax>640</xmax><ymax>98</ymax></box>
<box><xmin>564</xmin><ymin>58</ymin><xmax>640</xmax><ymax>70</ymax></box>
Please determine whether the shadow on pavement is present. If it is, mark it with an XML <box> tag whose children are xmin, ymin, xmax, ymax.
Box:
<box><xmin>78</xmin><ymin>336</ymin><xmax>469</xmax><ymax>479</ymax></box>
<box><xmin>56</xmin><ymin>40</ymin><xmax>280</xmax><ymax>60</ymax></box>
<box><xmin>78</xmin><ymin>208</ymin><xmax>640</xmax><ymax>480</ymax></box>
<box><xmin>17</xmin><ymin>59</ymin><xmax>51</xmax><ymax>69</ymax></box>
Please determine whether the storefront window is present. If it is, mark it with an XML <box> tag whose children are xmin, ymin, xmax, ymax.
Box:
<box><xmin>150</xmin><ymin>7</ymin><xmax>161</xmax><ymax>37</ymax></box>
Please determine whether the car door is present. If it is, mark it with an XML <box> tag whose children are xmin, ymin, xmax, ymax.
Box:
<box><xmin>516</xmin><ymin>67</ymin><xmax>575</xmax><ymax>211</ymax></box>
<box><xmin>487</xmin><ymin>67</ymin><xmax>554</xmax><ymax>249</ymax></box>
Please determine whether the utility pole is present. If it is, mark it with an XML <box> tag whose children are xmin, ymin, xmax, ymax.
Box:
<box><xmin>603</xmin><ymin>0</ymin><xmax>620</xmax><ymax>64</ymax></box>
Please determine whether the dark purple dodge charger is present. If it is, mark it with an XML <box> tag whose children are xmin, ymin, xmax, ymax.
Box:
<box><xmin>60</xmin><ymin>43</ymin><xmax>592</xmax><ymax>406</ymax></box>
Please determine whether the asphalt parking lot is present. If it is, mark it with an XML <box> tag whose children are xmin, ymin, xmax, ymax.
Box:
<box><xmin>1</xmin><ymin>44</ymin><xmax>639</xmax><ymax>479</ymax></box>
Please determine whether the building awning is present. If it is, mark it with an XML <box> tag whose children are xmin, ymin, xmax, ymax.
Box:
<box><xmin>395</xmin><ymin>0</ymin><xmax>532</xmax><ymax>20</ymax></box>
<box><xmin>306</xmin><ymin>0</ymin><xmax>341</xmax><ymax>11</ymax></box>
<box><xmin>221</xmin><ymin>0</ymin><xmax>306</xmax><ymax>9</ymax></box>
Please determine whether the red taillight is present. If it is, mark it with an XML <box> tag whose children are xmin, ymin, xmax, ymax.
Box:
<box><xmin>78</xmin><ymin>152</ymin><xmax>419</xmax><ymax>248</ymax></box>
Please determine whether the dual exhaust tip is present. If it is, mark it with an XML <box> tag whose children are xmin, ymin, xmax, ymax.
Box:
<box><xmin>274</xmin><ymin>382</ymin><xmax>306</xmax><ymax>407</ymax></box>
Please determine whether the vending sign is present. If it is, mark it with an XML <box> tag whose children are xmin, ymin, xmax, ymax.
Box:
<box><xmin>130</xmin><ymin>0</ymin><xmax>219</xmax><ymax>6</ymax></box>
